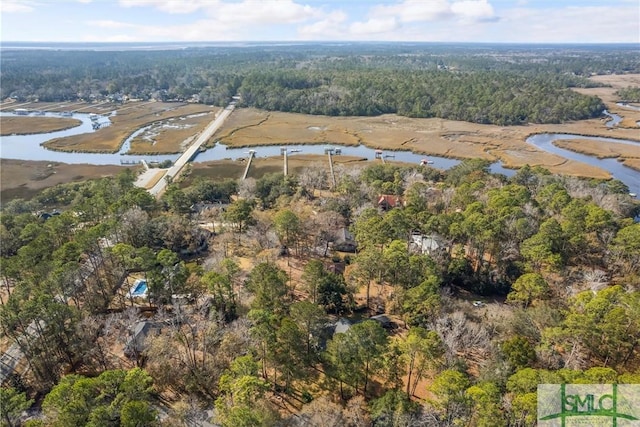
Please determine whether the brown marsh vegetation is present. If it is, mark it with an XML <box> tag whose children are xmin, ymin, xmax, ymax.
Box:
<box><xmin>0</xmin><ymin>116</ymin><xmax>82</xmax><ymax>136</ymax></box>
<box><xmin>37</xmin><ymin>101</ymin><xmax>219</xmax><ymax>153</ymax></box>
<box><xmin>3</xmin><ymin>74</ymin><xmax>639</xmax><ymax>201</ymax></box>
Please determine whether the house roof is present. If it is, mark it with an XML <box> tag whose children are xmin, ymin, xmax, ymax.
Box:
<box><xmin>124</xmin><ymin>321</ymin><xmax>158</xmax><ymax>357</ymax></box>
<box><xmin>334</xmin><ymin>227</ymin><xmax>354</xmax><ymax>243</ymax></box>
<box><xmin>410</xmin><ymin>233</ymin><xmax>445</xmax><ymax>254</ymax></box>
<box><xmin>191</xmin><ymin>201</ymin><xmax>228</xmax><ymax>214</ymax></box>
<box><xmin>334</xmin><ymin>318</ymin><xmax>352</xmax><ymax>334</ymax></box>
<box><xmin>333</xmin><ymin>227</ymin><xmax>357</xmax><ymax>253</ymax></box>
<box><xmin>327</xmin><ymin>262</ymin><xmax>346</xmax><ymax>275</ymax></box>
<box><xmin>333</xmin><ymin>315</ymin><xmax>396</xmax><ymax>336</ymax></box>
<box><xmin>131</xmin><ymin>321</ymin><xmax>152</xmax><ymax>337</ymax></box>
<box><xmin>377</xmin><ymin>195</ymin><xmax>403</xmax><ymax>208</ymax></box>
<box><xmin>370</xmin><ymin>314</ymin><xmax>392</xmax><ymax>327</ymax></box>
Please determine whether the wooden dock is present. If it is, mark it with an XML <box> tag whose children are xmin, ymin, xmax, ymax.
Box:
<box><xmin>328</xmin><ymin>151</ymin><xmax>337</xmax><ymax>189</ymax></box>
<box><xmin>283</xmin><ymin>148</ymin><xmax>288</xmax><ymax>176</ymax></box>
<box><xmin>242</xmin><ymin>150</ymin><xmax>255</xmax><ymax>180</ymax></box>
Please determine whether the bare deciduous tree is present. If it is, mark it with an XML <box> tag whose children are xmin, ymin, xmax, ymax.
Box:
<box><xmin>298</xmin><ymin>164</ymin><xmax>329</xmax><ymax>194</ymax></box>
<box><xmin>434</xmin><ymin>311</ymin><xmax>492</xmax><ymax>366</ymax></box>
<box><xmin>238</xmin><ymin>177</ymin><xmax>257</xmax><ymax>199</ymax></box>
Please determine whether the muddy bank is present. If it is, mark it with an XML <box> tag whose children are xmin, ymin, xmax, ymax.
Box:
<box><xmin>554</xmin><ymin>139</ymin><xmax>640</xmax><ymax>160</ymax></box>
<box><xmin>0</xmin><ymin>116</ymin><xmax>82</xmax><ymax>136</ymax></box>
<box><xmin>0</xmin><ymin>159</ymin><xmax>135</xmax><ymax>204</ymax></box>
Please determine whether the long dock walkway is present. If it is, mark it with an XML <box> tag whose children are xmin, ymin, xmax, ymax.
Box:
<box><xmin>148</xmin><ymin>101</ymin><xmax>236</xmax><ymax>197</ymax></box>
<box><xmin>328</xmin><ymin>151</ymin><xmax>337</xmax><ymax>189</ymax></box>
<box><xmin>242</xmin><ymin>150</ymin><xmax>255</xmax><ymax>180</ymax></box>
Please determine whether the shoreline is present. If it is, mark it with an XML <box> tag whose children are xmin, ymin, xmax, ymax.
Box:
<box><xmin>4</xmin><ymin>101</ymin><xmax>639</xmax><ymax>185</ymax></box>
<box><xmin>0</xmin><ymin>117</ymin><xmax>83</xmax><ymax>136</ymax></box>
<box><xmin>524</xmin><ymin>130</ymin><xmax>640</xmax><ymax>144</ymax></box>
<box><xmin>9</xmin><ymin>121</ymin><xmax>635</xmax><ymax>181</ymax></box>
<box><xmin>39</xmin><ymin>102</ymin><xmax>219</xmax><ymax>154</ymax></box>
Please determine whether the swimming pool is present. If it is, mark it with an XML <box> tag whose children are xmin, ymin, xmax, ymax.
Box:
<box><xmin>129</xmin><ymin>279</ymin><xmax>148</xmax><ymax>298</ymax></box>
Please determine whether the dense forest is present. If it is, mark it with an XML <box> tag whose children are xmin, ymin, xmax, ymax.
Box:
<box><xmin>1</xmin><ymin>160</ymin><xmax>639</xmax><ymax>426</ymax></box>
<box><xmin>2</xmin><ymin>43</ymin><xmax>638</xmax><ymax>125</ymax></box>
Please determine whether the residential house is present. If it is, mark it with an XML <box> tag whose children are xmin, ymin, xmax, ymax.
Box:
<box><xmin>377</xmin><ymin>195</ymin><xmax>404</xmax><ymax>211</ymax></box>
<box><xmin>124</xmin><ymin>321</ymin><xmax>160</xmax><ymax>359</ymax></box>
<box><xmin>332</xmin><ymin>227</ymin><xmax>357</xmax><ymax>253</ymax></box>
<box><xmin>410</xmin><ymin>232</ymin><xmax>447</xmax><ymax>256</ymax></box>
<box><xmin>370</xmin><ymin>314</ymin><xmax>395</xmax><ymax>329</ymax></box>
<box><xmin>333</xmin><ymin>318</ymin><xmax>352</xmax><ymax>334</ymax></box>
<box><xmin>327</xmin><ymin>261</ymin><xmax>346</xmax><ymax>276</ymax></box>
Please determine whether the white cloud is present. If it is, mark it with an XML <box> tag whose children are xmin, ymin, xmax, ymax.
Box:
<box><xmin>8</xmin><ymin>0</ymin><xmax>635</xmax><ymax>43</ymax></box>
<box><xmin>369</xmin><ymin>0</ymin><xmax>453</xmax><ymax>23</ymax></box>
<box><xmin>0</xmin><ymin>0</ymin><xmax>36</xmax><ymax>13</ymax></box>
<box><xmin>102</xmin><ymin>19</ymin><xmax>247</xmax><ymax>41</ymax></box>
<box><xmin>112</xmin><ymin>0</ymin><xmax>324</xmax><ymax>41</ymax></box>
<box><xmin>349</xmin><ymin>17</ymin><xmax>399</xmax><ymax>35</ymax></box>
<box><xmin>118</xmin><ymin>0</ymin><xmax>212</xmax><ymax>14</ymax></box>
<box><xmin>119</xmin><ymin>0</ymin><xmax>320</xmax><ymax>24</ymax></box>
<box><xmin>210</xmin><ymin>1</ymin><xmax>319</xmax><ymax>25</ymax></box>
<box><xmin>327</xmin><ymin>1</ymin><xmax>640</xmax><ymax>43</ymax></box>
<box><xmin>89</xmin><ymin>20</ymin><xmax>137</xmax><ymax>29</ymax></box>
<box><xmin>77</xmin><ymin>0</ymin><xmax>92</xmax><ymax>3</ymax></box>
<box><xmin>348</xmin><ymin>0</ymin><xmax>498</xmax><ymax>37</ymax></box>
<box><xmin>298</xmin><ymin>10</ymin><xmax>348</xmax><ymax>39</ymax></box>
<box><xmin>88</xmin><ymin>19</ymin><xmax>140</xmax><ymax>29</ymax></box>
<box><xmin>498</xmin><ymin>5</ymin><xmax>639</xmax><ymax>43</ymax></box>
<box><xmin>451</xmin><ymin>0</ymin><xmax>496</xmax><ymax>22</ymax></box>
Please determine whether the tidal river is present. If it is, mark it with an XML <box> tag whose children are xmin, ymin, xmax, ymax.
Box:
<box><xmin>1</xmin><ymin>111</ymin><xmax>639</xmax><ymax>196</ymax></box>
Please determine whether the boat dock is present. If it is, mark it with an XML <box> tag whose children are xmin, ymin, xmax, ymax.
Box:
<box><xmin>242</xmin><ymin>150</ymin><xmax>255</xmax><ymax>180</ymax></box>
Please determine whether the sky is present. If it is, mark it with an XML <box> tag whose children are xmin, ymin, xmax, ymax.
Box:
<box><xmin>1</xmin><ymin>0</ymin><xmax>639</xmax><ymax>44</ymax></box>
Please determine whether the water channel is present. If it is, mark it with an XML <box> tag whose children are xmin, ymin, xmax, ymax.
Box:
<box><xmin>603</xmin><ymin>110</ymin><xmax>622</xmax><ymax>127</ymax></box>
<box><xmin>0</xmin><ymin>111</ymin><xmax>500</xmax><ymax>173</ymax></box>
<box><xmin>525</xmin><ymin>133</ymin><xmax>639</xmax><ymax>196</ymax></box>
<box><xmin>0</xmin><ymin>112</ymin><xmax>177</xmax><ymax>165</ymax></box>
<box><xmin>617</xmin><ymin>102</ymin><xmax>640</xmax><ymax>112</ymax></box>
<box><xmin>1</xmin><ymin>111</ymin><xmax>638</xmax><ymax>196</ymax></box>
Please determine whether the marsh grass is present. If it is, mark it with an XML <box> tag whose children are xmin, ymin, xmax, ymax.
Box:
<box><xmin>39</xmin><ymin>102</ymin><xmax>218</xmax><ymax>153</ymax></box>
<box><xmin>0</xmin><ymin>117</ymin><xmax>82</xmax><ymax>136</ymax></box>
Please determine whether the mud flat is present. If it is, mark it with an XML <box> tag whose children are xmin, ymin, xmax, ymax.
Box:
<box><xmin>623</xmin><ymin>158</ymin><xmax>640</xmax><ymax>172</ymax></box>
<box><xmin>553</xmin><ymin>138</ymin><xmax>640</xmax><ymax>160</ymax></box>
<box><xmin>215</xmin><ymin>108</ymin><xmax>638</xmax><ymax>178</ymax></box>
<box><xmin>41</xmin><ymin>102</ymin><xmax>219</xmax><ymax>153</ymax></box>
<box><xmin>489</xmin><ymin>148</ymin><xmax>610</xmax><ymax>179</ymax></box>
<box><xmin>0</xmin><ymin>116</ymin><xmax>82</xmax><ymax>136</ymax></box>
<box><xmin>127</xmin><ymin>111</ymin><xmax>218</xmax><ymax>155</ymax></box>
<box><xmin>0</xmin><ymin>159</ymin><xmax>132</xmax><ymax>204</ymax></box>
<box><xmin>187</xmin><ymin>155</ymin><xmax>368</xmax><ymax>183</ymax></box>
<box><xmin>573</xmin><ymin>74</ymin><xmax>640</xmax><ymax>129</ymax></box>
<box><xmin>5</xmin><ymin>71</ymin><xmax>640</xmax><ymax>199</ymax></box>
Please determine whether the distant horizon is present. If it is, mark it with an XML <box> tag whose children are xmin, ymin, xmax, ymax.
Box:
<box><xmin>2</xmin><ymin>40</ymin><xmax>637</xmax><ymax>54</ymax></box>
<box><xmin>1</xmin><ymin>1</ymin><xmax>638</xmax><ymax>44</ymax></box>
<box><xmin>3</xmin><ymin>40</ymin><xmax>639</xmax><ymax>44</ymax></box>
<box><xmin>2</xmin><ymin>40</ymin><xmax>638</xmax><ymax>47</ymax></box>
